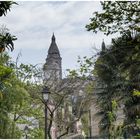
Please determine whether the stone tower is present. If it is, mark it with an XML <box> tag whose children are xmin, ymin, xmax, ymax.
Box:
<box><xmin>43</xmin><ymin>34</ymin><xmax>62</xmax><ymax>81</ymax></box>
<box><xmin>101</xmin><ymin>39</ymin><xmax>106</xmax><ymax>51</ymax></box>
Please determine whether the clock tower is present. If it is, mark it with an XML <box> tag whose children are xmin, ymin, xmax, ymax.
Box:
<box><xmin>43</xmin><ymin>34</ymin><xmax>62</xmax><ymax>81</ymax></box>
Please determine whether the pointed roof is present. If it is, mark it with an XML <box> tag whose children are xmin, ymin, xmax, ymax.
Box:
<box><xmin>48</xmin><ymin>33</ymin><xmax>60</xmax><ymax>56</ymax></box>
<box><xmin>101</xmin><ymin>39</ymin><xmax>106</xmax><ymax>51</ymax></box>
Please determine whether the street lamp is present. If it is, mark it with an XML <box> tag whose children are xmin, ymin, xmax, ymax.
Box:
<box><xmin>42</xmin><ymin>86</ymin><xmax>50</xmax><ymax>139</ymax></box>
<box><xmin>88</xmin><ymin>110</ymin><xmax>92</xmax><ymax>138</ymax></box>
<box><xmin>24</xmin><ymin>125</ymin><xmax>29</xmax><ymax>139</ymax></box>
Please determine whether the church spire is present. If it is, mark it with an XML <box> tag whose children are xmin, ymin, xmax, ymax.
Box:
<box><xmin>43</xmin><ymin>34</ymin><xmax>62</xmax><ymax>80</ymax></box>
<box><xmin>101</xmin><ymin>39</ymin><xmax>106</xmax><ymax>51</ymax></box>
<box><xmin>48</xmin><ymin>33</ymin><xmax>60</xmax><ymax>57</ymax></box>
<box><xmin>52</xmin><ymin>33</ymin><xmax>55</xmax><ymax>42</ymax></box>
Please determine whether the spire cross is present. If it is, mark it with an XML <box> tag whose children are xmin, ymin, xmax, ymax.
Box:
<box><xmin>52</xmin><ymin>33</ymin><xmax>55</xmax><ymax>42</ymax></box>
<box><xmin>102</xmin><ymin>39</ymin><xmax>106</xmax><ymax>51</ymax></box>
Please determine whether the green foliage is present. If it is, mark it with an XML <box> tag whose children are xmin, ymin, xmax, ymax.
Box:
<box><xmin>0</xmin><ymin>2</ymin><xmax>17</xmax><ymax>53</ymax></box>
<box><xmin>0</xmin><ymin>53</ymin><xmax>13</xmax><ymax>93</ymax></box>
<box><xmin>85</xmin><ymin>2</ymin><xmax>140</xmax><ymax>136</ymax></box>
<box><xmin>0</xmin><ymin>65</ymin><xmax>12</xmax><ymax>80</ymax></box>
<box><xmin>76</xmin><ymin>34</ymin><xmax>140</xmax><ymax>138</ymax></box>
<box><xmin>0</xmin><ymin>26</ymin><xmax>17</xmax><ymax>52</ymax></box>
<box><xmin>0</xmin><ymin>1</ymin><xmax>17</xmax><ymax>17</ymax></box>
<box><xmin>0</xmin><ymin>2</ymin><xmax>45</xmax><ymax>138</ymax></box>
<box><xmin>0</xmin><ymin>52</ymin><xmax>44</xmax><ymax>138</ymax></box>
<box><xmin>86</xmin><ymin>1</ymin><xmax>140</xmax><ymax>35</ymax></box>
<box><xmin>111</xmin><ymin>100</ymin><xmax>118</xmax><ymax>110</ymax></box>
<box><xmin>97</xmin><ymin>34</ymin><xmax>140</xmax><ymax>138</ymax></box>
<box><xmin>133</xmin><ymin>90</ymin><xmax>140</xmax><ymax>97</ymax></box>
<box><xmin>67</xmin><ymin>69</ymin><xmax>78</xmax><ymax>78</ymax></box>
<box><xmin>134</xmin><ymin>134</ymin><xmax>140</xmax><ymax>139</ymax></box>
<box><xmin>81</xmin><ymin>113</ymin><xmax>89</xmax><ymax>137</ymax></box>
<box><xmin>85</xmin><ymin>83</ymin><xmax>94</xmax><ymax>94</ymax></box>
<box><xmin>28</xmin><ymin>128</ymin><xmax>44</xmax><ymax>139</ymax></box>
<box><xmin>67</xmin><ymin>56</ymin><xmax>94</xmax><ymax>79</ymax></box>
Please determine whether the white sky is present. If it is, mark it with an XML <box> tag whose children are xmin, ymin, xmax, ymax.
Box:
<box><xmin>1</xmin><ymin>1</ymin><xmax>118</xmax><ymax>74</ymax></box>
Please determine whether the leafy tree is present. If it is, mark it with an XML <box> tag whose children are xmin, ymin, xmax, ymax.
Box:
<box><xmin>0</xmin><ymin>2</ymin><xmax>45</xmax><ymax>138</ymax></box>
<box><xmin>0</xmin><ymin>26</ymin><xmax>17</xmax><ymax>52</ymax></box>
<box><xmin>0</xmin><ymin>6</ymin><xmax>18</xmax><ymax>135</ymax></box>
<box><xmin>0</xmin><ymin>1</ymin><xmax>17</xmax><ymax>52</ymax></box>
<box><xmin>0</xmin><ymin>53</ymin><xmax>46</xmax><ymax>138</ymax></box>
<box><xmin>73</xmin><ymin>33</ymin><xmax>140</xmax><ymax>138</ymax></box>
<box><xmin>84</xmin><ymin>1</ymin><xmax>140</xmax><ymax>138</ymax></box>
<box><xmin>86</xmin><ymin>1</ymin><xmax>140</xmax><ymax>35</ymax></box>
<box><xmin>0</xmin><ymin>1</ymin><xmax>17</xmax><ymax>17</ymax></box>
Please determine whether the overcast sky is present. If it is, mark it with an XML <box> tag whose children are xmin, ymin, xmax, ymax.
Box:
<box><xmin>1</xmin><ymin>1</ymin><xmax>118</xmax><ymax>74</ymax></box>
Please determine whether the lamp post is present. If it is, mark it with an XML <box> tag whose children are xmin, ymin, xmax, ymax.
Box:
<box><xmin>88</xmin><ymin>110</ymin><xmax>92</xmax><ymax>138</ymax></box>
<box><xmin>42</xmin><ymin>86</ymin><xmax>50</xmax><ymax>139</ymax></box>
<box><xmin>24</xmin><ymin>125</ymin><xmax>29</xmax><ymax>139</ymax></box>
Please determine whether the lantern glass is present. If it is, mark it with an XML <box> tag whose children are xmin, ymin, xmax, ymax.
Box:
<box><xmin>43</xmin><ymin>93</ymin><xmax>48</xmax><ymax>101</ymax></box>
<box><xmin>42</xmin><ymin>86</ymin><xmax>50</xmax><ymax>101</ymax></box>
<box><xmin>24</xmin><ymin>126</ymin><xmax>29</xmax><ymax>134</ymax></box>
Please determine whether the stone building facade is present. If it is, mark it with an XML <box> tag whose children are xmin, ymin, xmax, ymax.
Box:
<box><xmin>43</xmin><ymin>34</ymin><xmax>124</xmax><ymax>138</ymax></box>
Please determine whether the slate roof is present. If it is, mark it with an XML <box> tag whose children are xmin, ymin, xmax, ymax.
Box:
<box><xmin>101</xmin><ymin>40</ymin><xmax>106</xmax><ymax>51</ymax></box>
<box><xmin>48</xmin><ymin>34</ymin><xmax>60</xmax><ymax>56</ymax></box>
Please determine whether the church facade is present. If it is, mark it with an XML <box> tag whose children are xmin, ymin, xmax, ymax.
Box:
<box><xmin>43</xmin><ymin>34</ymin><xmax>125</xmax><ymax>138</ymax></box>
